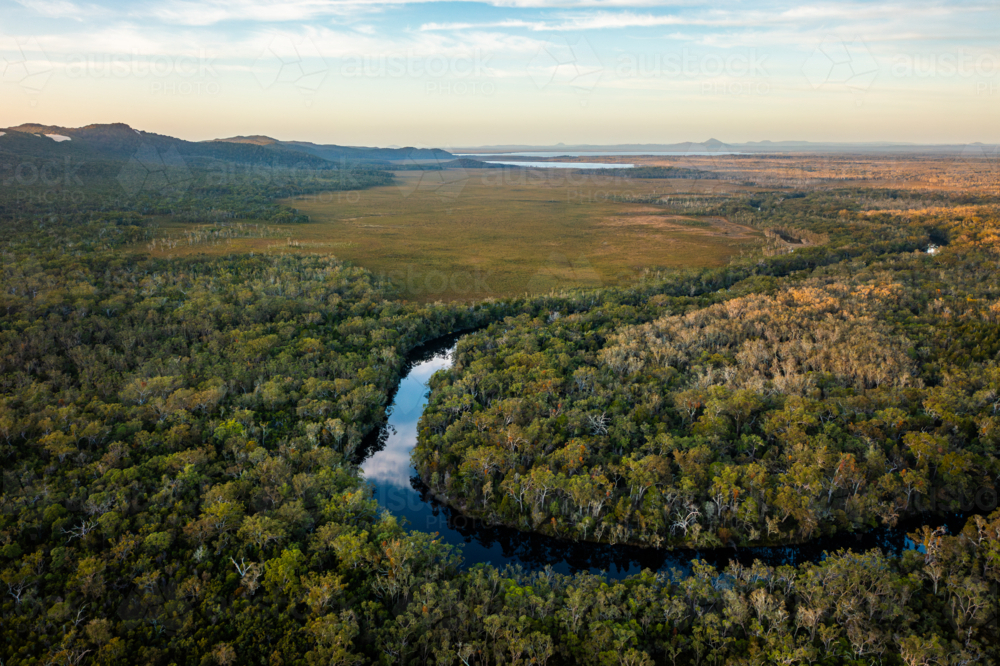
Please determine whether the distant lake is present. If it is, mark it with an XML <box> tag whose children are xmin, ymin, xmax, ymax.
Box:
<box><xmin>458</xmin><ymin>151</ymin><xmax>747</xmax><ymax>158</ymax></box>
<box><xmin>482</xmin><ymin>161</ymin><xmax>635</xmax><ymax>169</ymax></box>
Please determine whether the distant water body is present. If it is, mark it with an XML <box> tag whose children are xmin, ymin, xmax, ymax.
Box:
<box><xmin>457</xmin><ymin>151</ymin><xmax>748</xmax><ymax>158</ymax></box>
<box><xmin>482</xmin><ymin>161</ymin><xmax>635</xmax><ymax>169</ymax></box>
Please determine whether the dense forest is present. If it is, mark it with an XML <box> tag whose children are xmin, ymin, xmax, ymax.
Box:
<box><xmin>416</xmin><ymin>201</ymin><xmax>1000</xmax><ymax>549</ymax></box>
<box><xmin>0</xmin><ymin>126</ymin><xmax>393</xmax><ymax>231</ymax></box>
<box><xmin>1</xmin><ymin>156</ymin><xmax>999</xmax><ymax>665</ymax></box>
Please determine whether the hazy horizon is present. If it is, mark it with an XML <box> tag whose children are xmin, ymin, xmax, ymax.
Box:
<box><xmin>9</xmin><ymin>122</ymin><xmax>1000</xmax><ymax>150</ymax></box>
<box><xmin>2</xmin><ymin>0</ymin><xmax>999</xmax><ymax>146</ymax></box>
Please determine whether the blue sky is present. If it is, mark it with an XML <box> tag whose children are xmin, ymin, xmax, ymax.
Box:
<box><xmin>1</xmin><ymin>0</ymin><xmax>998</xmax><ymax>145</ymax></box>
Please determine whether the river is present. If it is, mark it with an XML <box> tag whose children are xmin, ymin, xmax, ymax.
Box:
<box><xmin>360</xmin><ymin>334</ymin><xmax>980</xmax><ymax>579</ymax></box>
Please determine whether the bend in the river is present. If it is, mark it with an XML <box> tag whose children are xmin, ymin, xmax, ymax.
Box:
<box><xmin>360</xmin><ymin>334</ymin><xmax>981</xmax><ymax>579</ymax></box>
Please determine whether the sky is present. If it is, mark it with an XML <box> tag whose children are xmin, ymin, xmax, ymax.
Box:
<box><xmin>1</xmin><ymin>0</ymin><xmax>998</xmax><ymax>146</ymax></box>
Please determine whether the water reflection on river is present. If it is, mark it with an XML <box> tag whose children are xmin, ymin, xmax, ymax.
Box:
<box><xmin>361</xmin><ymin>337</ymin><xmax>975</xmax><ymax>580</ymax></box>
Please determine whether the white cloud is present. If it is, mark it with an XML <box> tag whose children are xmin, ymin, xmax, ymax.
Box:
<box><xmin>420</xmin><ymin>3</ymin><xmax>994</xmax><ymax>35</ymax></box>
<box><xmin>14</xmin><ymin>0</ymin><xmax>93</xmax><ymax>19</ymax></box>
<box><xmin>419</xmin><ymin>12</ymin><xmax>758</xmax><ymax>33</ymax></box>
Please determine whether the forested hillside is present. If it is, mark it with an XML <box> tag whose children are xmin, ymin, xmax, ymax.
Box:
<box><xmin>0</xmin><ymin>134</ymin><xmax>393</xmax><ymax>230</ymax></box>
<box><xmin>417</xmin><ymin>195</ymin><xmax>1000</xmax><ymax>549</ymax></box>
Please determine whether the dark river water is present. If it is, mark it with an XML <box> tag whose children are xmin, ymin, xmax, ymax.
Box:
<box><xmin>360</xmin><ymin>335</ymin><xmax>985</xmax><ymax>579</ymax></box>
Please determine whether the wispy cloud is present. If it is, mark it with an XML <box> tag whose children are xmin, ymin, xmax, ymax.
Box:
<box><xmin>5</xmin><ymin>0</ymin><xmax>998</xmax><ymax>144</ymax></box>
<box><xmin>421</xmin><ymin>3</ymin><xmax>992</xmax><ymax>34</ymax></box>
<box><xmin>419</xmin><ymin>13</ymin><xmax>708</xmax><ymax>32</ymax></box>
<box><xmin>14</xmin><ymin>0</ymin><xmax>96</xmax><ymax>18</ymax></box>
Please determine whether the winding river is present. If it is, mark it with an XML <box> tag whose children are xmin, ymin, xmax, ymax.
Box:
<box><xmin>360</xmin><ymin>335</ymin><xmax>982</xmax><ymax>579</ymax></box>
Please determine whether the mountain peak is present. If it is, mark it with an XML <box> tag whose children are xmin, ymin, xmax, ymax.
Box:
<box><xmin>6</xmin><ymin>123</ymin><xmax>71</xmax><ymax>134</ymax></box>
<box><xmin>214</xmin><ymin>135</ymin><xmax>280</xmax><ymax>146</ymax></box>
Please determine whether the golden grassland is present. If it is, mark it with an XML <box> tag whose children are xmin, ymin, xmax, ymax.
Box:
<box><xmin>621</xmin><ymin>153</ymin><xmax>1000</xmax><ymax>192</ymax></box>
<box><xmin>131</xmin><ymin>154</ymin><xmax>998</xmax><ymax>300</ymax></box>
<box><xmin>137</xmin><ymin>169</ymin><xmax>764</xmax><ymax>301</ymax></box>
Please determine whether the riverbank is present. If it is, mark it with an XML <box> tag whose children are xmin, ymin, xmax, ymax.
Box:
<box><xmin>363</xmin><ymin>332</ymin><xmax>995</xmax><ymax>577</ymax></box>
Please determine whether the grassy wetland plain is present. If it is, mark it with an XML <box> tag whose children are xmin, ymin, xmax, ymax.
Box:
<box><xmin>133</xmin><ymin>151</ymin><xmax>999</xmax><ymax>300</ymax></box>
<box><xmin>136</xmin><ymin>166</ymin><xmax>767</xmax><ymax>300</ymax></box>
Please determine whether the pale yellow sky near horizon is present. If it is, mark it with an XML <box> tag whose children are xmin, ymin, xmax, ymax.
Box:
<box><xmin>2</xmin><ymin>0</ymin><xmax>998</xmax><ymax>146</ymax></box>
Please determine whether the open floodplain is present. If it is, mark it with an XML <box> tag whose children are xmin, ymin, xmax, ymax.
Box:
<box><xmin>138</xmin><ymin>167</ymin><xmax>764</xmax><ymax>300</ymax></box>
<box><xmin>134</xmin><ymin>152</ymin><xmax>1000</xmax><ymax>300</ymax></box>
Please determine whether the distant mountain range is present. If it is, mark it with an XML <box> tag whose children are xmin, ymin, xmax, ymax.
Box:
<box><xmin>452</xmin><ymin>139</ymin><xmax>999</xmax><ymax>155</ymax></box>
<box><xmin>0</xmin><ymin>123</ymin><xmax>454</xmax><ymax>167</ymax></box>
<box><xmin>4</xmin><ymin>125</ymin><xmax>994</xmax><ymax>170</ymax></box>
<box><xmin>214</xmin><ymin>135</ymin><xmax>452</xmax><ymax>163</ymax></box>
